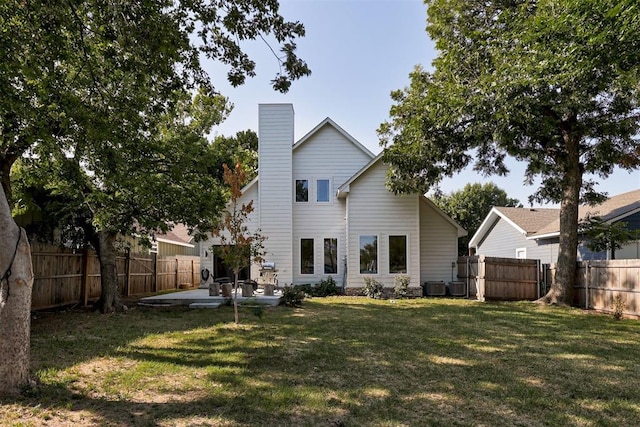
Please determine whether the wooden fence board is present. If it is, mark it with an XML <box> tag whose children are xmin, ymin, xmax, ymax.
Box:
<box><xmin>30</xmin><ymin>243</ymin><xmax>199</xmax><ymax>310</ymax></box>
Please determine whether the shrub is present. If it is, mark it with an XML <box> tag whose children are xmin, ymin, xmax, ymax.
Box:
<box><xmin>294</xmin><ymin>277</ymin><xmax>340</xmax><ymax>297</ymax></box>
<box><xmin>294</xmin><ymin>284</ymin><xmax>314</xmax><ymax>297</ymax></box>
<box><xmin>613</xmin><ymin>294</ymin><xmax>625</xmax><ymax>320</ymax></box>
<box><xmin>393</xmin><ymin>274</ymin><xmax>411</xmax><ymax>299</ymax></box>
<box><xmin>282</xmin><ymin>286</ymin><xmax>305</xmax><ymax>307</ymax></box>
<box><xmin>363</xmin><ymin>276</ymin><xmax>384</xmax><ymax>299</ymax></box>
<box><xmin>315</xmin><ymin>276</ymin><xmax>339</xmax><ymax>297</ymax></box>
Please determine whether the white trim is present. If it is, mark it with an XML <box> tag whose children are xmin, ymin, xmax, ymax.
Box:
<box><xmin>469</xmin><ymin>207</ymin><xmax>527</xmax><ymax>248</ymax></box>
<box><xmin>155</xmin><ymin>237</ymin><xmax>195</xmax><ymax>248</ymax></box>
<box><xmin>323</xmin><ymin>237</ymin><xmax>339</xmax><ymax>275</ymax></box>
<box><xmin>294</xmin><ymin>178</ymin><xmax>309</xmax><ymax>203</ymax></box>
<box><xmin>358</xmin><ymin>234</ymin><xmax>379</xmax><ymax>275</ymax></box>
<box><xmin>526</xmin><ymin>232</ymin><xmax>559</xmax><ymax>240</ymax></box>
<box><xmin>515</xmin><ymin>247</ymin><xmax>527</xmax><ymax>259</ymax></box>
<box><xmin>316</xmin><ymin>178</ymin><xmax>332</xmax><ymax>203</ymax></box>
<box><xmin>293</xmin><ymin>117</ymin><xmax>375</xmax><ymax>159</ymax></box>
<box><xmin>388</xmin><ymin>234</ymin><xmax>409</xmax><ymax>274</ymax></box>
<box><xmin>299</xmin><ymin>237</ymin><xmax>315</xmax><ymax>275</ymax></box>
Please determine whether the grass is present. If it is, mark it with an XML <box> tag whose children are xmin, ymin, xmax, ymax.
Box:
<box><xmin>2</xmin><ymin>297</ymin><xmax>640</xmax><ymax>426</ymax></box>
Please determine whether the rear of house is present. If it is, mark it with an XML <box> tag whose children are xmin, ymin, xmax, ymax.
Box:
<box><xmin>201</xmin><ymin>103</ymin><xmax>466</xmax><ymax>294</ymax></box>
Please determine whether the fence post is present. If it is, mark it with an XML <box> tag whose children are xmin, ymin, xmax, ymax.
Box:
<box><xmin>175</xmin><ymin>257</ymin><xmax>179</xmax><ymax>289</ymax></box>
<box><xmin>81</xmin><ymin>248</ymin><xmax>90</xmax><ymax>307</ymax></box>
<box><xmin>125</xmin><ymin>249</ymin><xmax>132</xmax><ymax>297</ymax></box>
<box><xmin>153</xmin><ymin>253</ymin><xmax>158</xmax><ymax>292</ymax></box>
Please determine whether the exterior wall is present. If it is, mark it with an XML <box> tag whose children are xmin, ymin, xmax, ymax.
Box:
<box><xmin>158</xmin><ymin>241</ymin><xmax>198</xmax><ymax>256</ymax></box>
<box><xmin>258</xmin><ymin>104</ymin><xmax>294</xmax><ymax>284</ymax></box>
<box><xmin>291</xmin><ymin>124</ymin><xmax>372</xmax><ymax>286</ymax></box>
<box><xmin>476</xmin><ymin>219</ymin><xmax>559</xmax><ymax>264</ymax></box>
<box><xmin>419</xmin><ymin>199</ymin><xmax>459</xmax><ymax>284</ymax></box>
<box><xmin>345</xmin><ymin>160</ymin><xmax>420</xmax><ymax>289</ymax></box>
<box><xmin>198</xmin><ymin>181</ymin><xmax>260</xmax><ymax>280</ymax></box>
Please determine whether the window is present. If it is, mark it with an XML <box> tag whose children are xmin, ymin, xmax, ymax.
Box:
<box><xmin>301</xmin><ymin>238</ymin><xmax>314</xmax><ymax>274</ymax></box>
<box><xmin>296</xmin><ymin>179</ymin><xmax>308</xmax><ymax>202</ymax></box>
<box><xmin>317</xmin><ymin>179</ymin><xmax>330</xmax><ymax>202</ymax></box>
<box><xmin>324</xmin><ymin>238</ymin><xmax>338</xmax><ymax>274</ymax></box>
<box><xmin>389</xmin><ymin>235</ymin><xmax>407</xmax><ymax>273</ymax></box>
<box><xmin>516</xmin><ymin>248</ymin><xmax>527</xmax><ymax>259</ymax></box>
<box><xmin>359</xmin><ymin>235</ymin><xmax>378</xmax><ymax>274</ymax></box>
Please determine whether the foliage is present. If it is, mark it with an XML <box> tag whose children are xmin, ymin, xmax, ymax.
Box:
<box><xmin>612</xmin><ymin>294</ymin><xmax>626</xmax><ymax>320</ymax></box>
<box><xmin>282</xmin><ymin>286</ymin><xmax>305</xmax><ymax>307</ymax></box>
<box><xmin>294</xmin><ymin>277</ymin><xmax>340</xmax><ymax>298</ymax></box>
<box><xmin>212</xmin><ymin>162</ymin><xmax>267</xmax><ymax>323</ymax></box>
<box><xmin>432</xmin><ymin>183</ymin><xmax>521</xmax><ymax>255</ymax></box>
<box><xmin>363</xmin><ymin>276</ymin><xmax>384</xmax><ymax>299</ymax></box>
<box><xmin>393</xmin><ymin>274</ymin><xmax>411</xmax><ymax>299</ymax></box>
<box><xmin>210</xmin><ymin>130</ymin><xmax>259</xmax><ymax>185</ymax></box>
<box><xmin>379</xmin><ymin>0</ymin><xmax>640</xmax><ymax>304</ymax></box>
<box><xmin>12</xmin><ymin>299</ymin><xmax>640</xmax><ymax>425</ymax></box>
<box><xmin>579</xmin><ymin>215</ymin><xmax>639</xmax><ymax>256</ymax></box>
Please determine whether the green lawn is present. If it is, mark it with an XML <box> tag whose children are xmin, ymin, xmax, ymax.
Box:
<box><xmin>3</xmin><ymin>297</ymin><xmax>640</xmax><ymax>426</ymax></box>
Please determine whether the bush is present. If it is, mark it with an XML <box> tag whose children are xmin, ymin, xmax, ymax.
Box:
<box><xmin>282</xmin><ymin>286</ymin><xmax>305</xmax><ymax>307</ymax></box>
<box><xmin>294</xmin><ymin>284</ymin><xmax>314</xmax><ymax>297</ymax></box>
<box><xmin>613</xmin><ymin>294</ymin><xmax>625</xmax><ymax>320</ymax></box>
<box><xmin>315</xmin><ymin>276</ymin><xmax>339</xmax><ymax>297</ymax></box>
<box><xmin>393</xmin><ymin>274</ymin><xmax>411</xmax><ymax>299</ymax></box>
<box><xmin>363</xmin><ymin>276</ymin><xmax>384</xmax><ymax>299</ymax></box>
<box><xmin>294</xmin><ymin>277</ymin><xmax>340</xmax><ymax>297</ymax></box>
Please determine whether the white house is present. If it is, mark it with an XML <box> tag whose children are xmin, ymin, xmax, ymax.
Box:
<box><xmin>200</xmin><ymin>104</ymin><xmax>466</xmax><ymax>294</ymax></box>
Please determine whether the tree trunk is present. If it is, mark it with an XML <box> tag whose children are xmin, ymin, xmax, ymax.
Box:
<box><xmin>233</xmin><ymin>270</ymin><xmax>239</xmax><ymax>324</ymax></box>
<box><xmin>538</xmin><ymin>131</ymin><xmax>581</xmax><ymax>305</ymax></box>
<box><xmin>94</xmin><ymin>231</ymin><xmax>124</xmax><ymax>313</ymax></box>
<box><xmin>0</xmin><ymin>184</ymin><xmax>34</xmax><ymax>395</ymax></box>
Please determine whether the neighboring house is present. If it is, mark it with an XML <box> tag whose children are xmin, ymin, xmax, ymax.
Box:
<box><xmin>127</xmin><ymin>224</ymin><xmax>199</xmax><ymax>256</ymax></box>
<box><xmin>200</xmin><ymin>103</ymin><xmax>466</xmax><ymax>293</ymax></box>
<box><xmin>469</xmin><ymin>189</ymin><xmax>640</xmax><ymax>262</ymax></box>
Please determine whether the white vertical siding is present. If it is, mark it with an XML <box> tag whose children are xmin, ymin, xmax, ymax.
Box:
<box><xmin>291</xmin><ymin>124</ymin><xmax>372</xmax><ymax>285</ymax></box>
<box><xmin>346</xmin><ymin>160</ymin><xmax>420</xmax><ymax>289</ymax></box>
<box><xmin>258</xmin><ymin>104</ymin><xmax>294</xmax><ymax>284</ymax></box>
<box><xmin>419</xmin><ymin>199</ymin><xmax>459</xmax><ymax>283</ymax></box>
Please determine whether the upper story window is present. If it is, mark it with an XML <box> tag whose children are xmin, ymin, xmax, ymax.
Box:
<box><xmin>317</xmin><ymin>179</ymin><xmax>330</xmax><ymax>203</ymax></box>
<box><xmin>295</xmin><ymin>179</ymin><xmax>308</xmax><ymax>202</ymax></box>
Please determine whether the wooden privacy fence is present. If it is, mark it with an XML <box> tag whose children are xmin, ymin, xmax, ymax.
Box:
<box><xmin>31</xmin><ymin>243</ymin><xmax>200</xmax><ymax>310</ymax></box>
<box><xmin>547</xmin><ymin>259</ymin><xmax>640</xmax><ymax>316</ymax></box>
<box><xmin>458</xmin><ymin>256</ymin><xmax>542</xmax><ymax>301</ymax></box>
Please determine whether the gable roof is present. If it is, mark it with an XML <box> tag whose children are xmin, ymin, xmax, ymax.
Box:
<box><xmin>292</xmin><ymin>117</ymin><xmax>375</xmax><ymax>159</ymax></box>
<box><xmin>535</xmin><ymin>189</ymin><xmax>640</xmax><ymax>237</ymax></box>
<box><xmin>469</xmin><ymin>189</ymin><xmax>640</xmax><ymax>247</ymax></box>
<box><xmin>334</xmin><ymin>154</ymin><xmax>467</xmax><ymax>237</ymax></box>
<box><xmin>468</xmin><ymin>206</ymin><xmax>560</xmax><ymax>247</ymax></box>
<box><xmin>156</xmin><ymin>223</ymin><xmax>195</xmax><ymax>247</ymax></box>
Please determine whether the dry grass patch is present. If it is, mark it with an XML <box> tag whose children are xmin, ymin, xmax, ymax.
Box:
<box><xmin>2</xmin><ymin>299</ymin><xmax>640</xmax><ymax>425</ymax></box>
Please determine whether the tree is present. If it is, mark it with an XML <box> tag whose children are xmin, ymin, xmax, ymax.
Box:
<box><xmin>212</xmin><ymin>162</ymin><xmax>266</xmax><ymax>324</ymax></box>
<box><xmin>379</xmin><ymin>0</ymin><xmax>640</xmax><ymax>305</ymax></box>
<box><xmin>579</xmin><ymin>216</ymin><xmax>639</xmax><ymax>259</ymax></box>
<box><xmin>0</xmin><ymin>0</ymin><xmax>309</xmax><ymax>393</ymax></box>
<box><xmin>0</xmin><ymin>184</ymin><xmax>33</xmax><ymax>394</ymax></box>
<box><xmin>210</xmin><ymin>130</ymin><xmax>259</xmax><ymax>184</ymax></box>
<box><xmin>432</xmin><ymin>183</ymin><xmax>521</xmax><ymax>256</ymax></box>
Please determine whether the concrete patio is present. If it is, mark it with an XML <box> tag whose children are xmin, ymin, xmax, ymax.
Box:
<box><xmin>138</xmin><ymin>288</ymin><xmax>283</xmax><ymax>308</ymax></box>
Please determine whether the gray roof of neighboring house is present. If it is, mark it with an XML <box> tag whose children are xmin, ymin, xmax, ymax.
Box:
<box><xmin>469</xmin><ymin>189</ymin><xmax>640</xmax><ymax>247</ymax></box>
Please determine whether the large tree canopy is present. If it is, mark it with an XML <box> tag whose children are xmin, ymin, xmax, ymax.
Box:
<box><xmin>0</xmin><ymin>0</ymin><xmax>310</xmax><ymax>393</ymax></box>
<box><xmin>379</xmin><ymin>0</ymin><xmax>640</xmax><ymax>304</ymax></box>
<box><xmin>432</xmin><ymin>183</ymin><xmax>520</xmax><ymax>256</ymax></box>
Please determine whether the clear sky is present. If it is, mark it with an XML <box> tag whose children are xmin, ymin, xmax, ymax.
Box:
<box><xmin>207</xmin><ymin>0</ymin><xmax>640</xmax><ymax>207</ymax></box>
